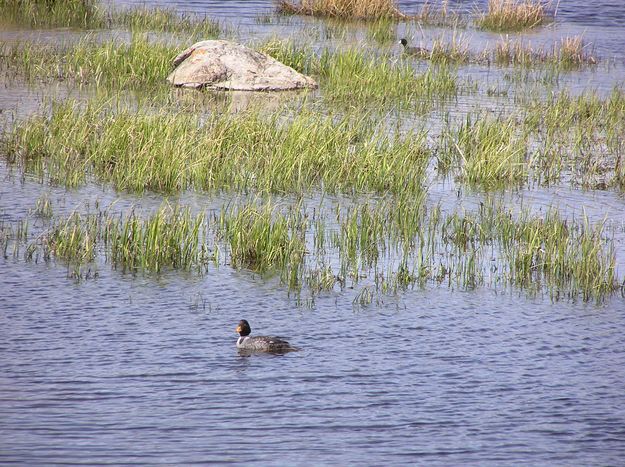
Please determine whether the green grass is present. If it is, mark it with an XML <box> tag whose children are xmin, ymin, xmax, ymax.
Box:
<box><xmin>6</xmin><ymin>194</ymin><xmax>621</xmax><ymax>303</ymax></box>
<box><xmin>0</xmin><ymin>0</ymin><xmax>220</xmax><ymax>36</ymax></box>
<box><xmin>3</xmin><ymin>100</ymin><xmax>430</xmax><ymax>195</ymax></box>
<box><xmin>0</xmin><ymin>35</ymin><xmax>175</xmax><ymax>89</ymax></box>
<box><xmin>439</xmin><ymin>115</ymin><xmax>529</xmax><ymax>189</ymax></box>
<box><xmin>0</xmin><ymin>0</ymin><xmax>105</xmax><ymax>29</ymax></box>
<box><xmin>260</xmin><ymin>40</ymin><xmax>458</xmax><ymax>109</ymax></box>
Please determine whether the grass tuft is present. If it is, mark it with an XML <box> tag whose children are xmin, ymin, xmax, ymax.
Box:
<box><xmin>476</xmin><ymin>0</ymin><xmax>548</xmax><ymax>32</ymax></box>
<box><xmin>276</xmin><ymin>0</ymin><xmax>407</xmax><ymax>20</ymax></box>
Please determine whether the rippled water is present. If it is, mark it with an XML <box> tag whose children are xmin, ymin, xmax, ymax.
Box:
<box><xmin>2</xmin><ymin>1</ymin><xmax>625</xmax><ymax>465</ymax></box>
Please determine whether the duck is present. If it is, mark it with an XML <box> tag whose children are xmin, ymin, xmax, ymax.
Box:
<box><xmin>235</xmin><ymin>319</ymin><xmax>299</xmax><ymax>353</ymax></box>
<box><xmin>399</xmin><ymin>38</ymin><xmax>428</xmax><ymax>56</ymax></box>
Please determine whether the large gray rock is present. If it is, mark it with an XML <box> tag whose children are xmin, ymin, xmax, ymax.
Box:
<box><xmin>167</xmin><ymin>40</ymin><xmax>317</xmax><ymax>91</ymax></box>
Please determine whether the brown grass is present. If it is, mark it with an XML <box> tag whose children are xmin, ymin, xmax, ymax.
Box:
<box><xmin>494</xmin><ymin>35</ymin><xmax>597</xmax><ymax>68</ymax></box>
<box><xmin>276</xmin><ymin>0</ymin><xmax>406</xmax><ymax>20</ymax></box>
<box><xmin>476</xmin><ymin>0</ymin><xmax>548</xmax><ymax>32</ymax></box>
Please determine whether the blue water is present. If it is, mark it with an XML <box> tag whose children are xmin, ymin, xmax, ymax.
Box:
<box><xmin>2</xmin><ymin>1</ymin><xmax>625</xmax><ymax>465</ymax></box>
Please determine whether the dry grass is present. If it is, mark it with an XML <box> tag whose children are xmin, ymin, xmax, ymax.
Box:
<box><xmin>276</xmin><ymin>0</ymin><xmax>407</xmax><ymax>20</ymax></box>
<box><xmin>494</xmin><ymin>35</ymin><xmax>597</xmax><ymax>69</ymax></box>
<box><xmin>476</xmin><ymin>0</ymin><xmax>548</xmax><ymax>32</ymax></box>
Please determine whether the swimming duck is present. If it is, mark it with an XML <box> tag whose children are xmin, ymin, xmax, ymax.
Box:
<box><xmin>235</xmin><ymin>319</ymin><xmax>298</xmax><ymax>353</ymax></box>
<box><xmin>399</xmin><ymin>38</ymin><xmax>428</xmax><ymax>55</ymax></box>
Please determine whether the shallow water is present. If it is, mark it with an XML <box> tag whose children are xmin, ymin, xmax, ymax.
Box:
<box><xmin>2</xmin><ymin>1</ymin><xmax>625</xmax><ymax>465</ymax></box>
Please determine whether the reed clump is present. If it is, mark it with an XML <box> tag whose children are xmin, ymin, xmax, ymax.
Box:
<box><xmin>3</xmin><ymin>100</ymin><xmax>430</xmax><ymax>195</ymax></box>
<box><xmin>260</xmin><ymin>40</ymin><xmax>458</xmax><ymax>109</ymax></box>
<box><xmin>476</xmin><ymin>0</ymin><xmax>548</xmax><ymax>32</ymax></box>
<box><xmin>0</xmin><ymin>0</ymin><xmax>105</xmax><ymax>28</ymax></box>
<box><xmin>218</xmin><ymin>203</ymin><xmax>306</xmax><ymax>286</ymax></box>
<box><xmin>103</xmin><ymin>206</ymin><xmax>210</xmax><ymax>273</ymax></box>
<box><xmin>494</xmin><ymin>36</ymin><xmax>597</xmax><ymax>69</ymax></box>
<box><xmin>113</xmin><ymin>7</ymin><xmax>220</xmax><ymax>38</ymax></box>
<box><xmin>439</xmin><ymin>116</ymin><xmax>528</xmax><ymax>189</ymax></box>
<box><xmin>0</xmin><ymin>35</ymin><xmax>175</xmax><ymax>89</ymax></box>
<box><xmin>276</xmin><ymin>0</ymin><xmax>407</xmax><ymax>20</ymax></box>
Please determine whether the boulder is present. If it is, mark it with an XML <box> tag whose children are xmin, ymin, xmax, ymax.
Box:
<box><xmin>167</xmin><ymin>40</ymin><xmax>317</xmax><ymax>91</ymax></box>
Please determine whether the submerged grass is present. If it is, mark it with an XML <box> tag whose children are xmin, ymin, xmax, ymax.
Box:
<box><xmin>13</xmin><ymin>197</ymin><xmax>620</xmax><ymax>303</ymax></box>
<box><xmin>476</xmin><ymin>0</ymin><xmax>548</xmax><ymax>32</ymax></box>
<box><xmin>2</xmin><ymin>100</ymin><xmax>430</xmax><ymax>195</ymax></box>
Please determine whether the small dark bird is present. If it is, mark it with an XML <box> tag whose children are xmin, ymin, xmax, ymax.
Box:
<box><xmin>399</xmin><ymin>38</ymin><xmax>428</xmax><ymax>55</ymax></box>
<box><xmin>235</xmin><ymin>319</ymin><xmax>299</xmax><ymax>353</ymax></box>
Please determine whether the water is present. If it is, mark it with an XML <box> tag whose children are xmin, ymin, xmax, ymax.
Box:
<box><xmin>2</xmin><ymin>1</ymin><xmax>625</xmax><ymax>465</ymax></box>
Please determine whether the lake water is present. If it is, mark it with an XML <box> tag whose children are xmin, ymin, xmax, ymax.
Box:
<box><xmin>2</xmin><ymin>1</ymin><xmax>625</xmax><ymax>465</ymax></box>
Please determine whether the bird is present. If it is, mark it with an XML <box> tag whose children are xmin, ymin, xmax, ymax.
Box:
<box><xmin>235</xmin><ymin>319</ymin><xmax>299</xmax><ymax>353</ymax></box>
<box><xmin>399</xmin><ymin>38</ymin><xmax>428</xmax><ymax>55</ymax></box>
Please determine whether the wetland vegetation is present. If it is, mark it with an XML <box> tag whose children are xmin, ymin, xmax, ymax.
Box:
<box><xmin>0</xmin><ymin>0</ymin><xmax>623</xmax><ymax>306</ymax></box>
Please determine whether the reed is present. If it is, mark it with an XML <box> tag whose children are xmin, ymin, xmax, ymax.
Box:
<box><xmin>103</xmin><ymin>205</ymin><xmax>210</xmax><ymax>273</ymax></box>
<box><xmin>494</xmin><ymin>36</ymin><xmax>597</xmax><ymax>69</ymax></box>
<box><xmin>218</xmin><ymin>203</ymin><xmax>306</xmax><ymax>288</ymax></box>
<box><xmin>476</xmin><ymin>0</ymin><xmax>548</xmax><ymax>32</ymax></box>
<box><xmin>3</xmin><ymin>100</ymin><xmax>430</xmax><ymax>195</ymax></box>
<box><xmin>0</xmin><ymin>0</ymin><xmax>105</xmax><ymax>28</ymax></box>
<box><xmin>439</xmin><ymin>115</ymin><xmax>528</xmax><ymax>189</ymax></box>
<box><xmin>276</xmin><ymin>0</ymin><xmax>406</xmax><ymax>20</ymax></box>
<box><xmin>113</xmin><ymin>7</ymin><xmax>220</xmax><ymax>38</ymax></box>
<box><xmin>412</xmin><ymin>34</ymin><xmax>470</xmax><ymax>64</ymax></box>
<box><xmin>260</xmin><ymin>40</ymin><xmax>458</xmax><ymax>109</ymax></box>
<box><xmin>0</xmin><ymin>35</ymin><xmax>175</xmax><ymax>89</ymax></box>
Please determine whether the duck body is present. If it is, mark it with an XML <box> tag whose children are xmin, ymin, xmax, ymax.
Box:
<box><xmin>235</xmin><ymin>319</ymin><xmax>299</xmax><ymax>353</ymax></box>
<box><xmin>399</xmin><ymin>38</ymin><xmax>428</xmax><ymax>56</ymax></box>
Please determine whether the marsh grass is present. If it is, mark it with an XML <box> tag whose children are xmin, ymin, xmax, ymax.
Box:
<box><xmin>0</xmin><ymin>0</ymin><xmax>220</xmax><ymax>37</ymax></box>
<box><xmin>0</xmin><ymin>0</ymin><xmax>105</xmax><ymax>28</ymax></box>
<box><xmin>476</xmin><ymin>0</ymin><xmax>548</xmax><ymax>32</ymax></box>
<box><xmin>260</xmin><ymin>40</ymin><xmax>458</xmax><ymax>109</ymax></box>
<box><xmin>494</xmin><ymin>36</ymin><xmax>597</xmax><ymax>69</ymax></box>
<box><xmin>8</xmin><ymin>194</ymin><xmax>622</xmax><ymax>302</ymax></box>
<box><xmin>3</xmin><ymin>100</ymin><xmax>430</xmax><ymax>195</ymax></box>
<box><xmin>113</xmin><ymin>7</ymin><xmax>220</xmax><ymax>38</ymax></box>
<box><xmin>103</xmin><ymin>205</ymin><xmax>210</xmax><ymax>273</ymax></box>
<box><xmin>218</xmin><ymin>203</ymin><xmax>306</xmax><ymax>288</ymax></box>
<box><xmin>439</xmin><ymin>115</ymin><xmax>529</xmax><ymax>189</ymax></box>
<box><xmin>414</xmin><ymin>0</ymin><xmax>466</xmax><ymax>28</ymax></box>
<box><xmin>412</xmin><ymin>33</ymin><xmax>470</xmax><ymax>64</ymax></box>
<box><xmin>524</xmin><ymin>88</ymin><xmax>625</xmax><ymax>189</ymax></box>
<box><xmin>276</xmin><ymin>0</ymin><xmax>407</xmax><ymax>20</ymax></box>
<box><xmin>0</xmin><ymin>35</ymin><xmax>175</xmax><ymax>89</ymax></box>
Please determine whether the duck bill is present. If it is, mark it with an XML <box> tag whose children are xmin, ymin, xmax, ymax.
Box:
<box><xmin>235</xmin><ymin>325</ymin><xmax>241</xmax><ymax>333</ymax></box>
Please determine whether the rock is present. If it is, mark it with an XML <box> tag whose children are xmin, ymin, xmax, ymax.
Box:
<box><xmin>167</xmin><ymin>40</ymin><xmax>317</xmax><ymax>91</ymax></box>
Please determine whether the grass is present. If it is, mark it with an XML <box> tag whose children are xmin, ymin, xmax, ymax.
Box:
<box><xmin>409</xmin><ymin>33</ymin><xmax>470</xmax><ymax>65</ymax></box>
<box><xmin>476</xmin><ymin>0</ymin><xmax>548</xmax><ymax>32</ymax></box>
<box><xmin>523</xmin><ymin>88</ymin><xmax>625</xmax><ymax>189</ymax></box>
<box><xmin>0</xmin><ymin>0</ymin><xmax>220</xmax><ymax>37</ymax></box>
<box><xmin>0</xmin><ymin>0</ymin><xmax>105</xmax><ymax>29</ymax></box>
<box><xmin>439</xmin><ymin>115</ymin><xmax>529</xmax><ymax>189</ymax></box>
<box><xmin>10</xmin><ymin>196</ymin><xmax>619</xmax><ymax>303</ymax></box>
<box><xmin>112</xmin><ymin>7</ymin><xmax>220</xmax><ymax>38</ymax></box>
<box><xmin>2</xmin><ymin>100</ymin><xmax>430</xmax><ymax>195</ymax></box>
<box><xmin>218</xmin><ymin>202</ymin><xmax>306</xmax><ymax>288</ymax></box>
<box><xmin>276</xmin><ymin>0</ymin><xmax>407</xmax><ymax>20</ymax></box>
<box><xmin>494</xmin><ymin>36</ymin><xmax>597</xmax><ymax>69</ymax></box>
<box><xmin>0</xmin><ymin>35</ymin><xmax>176</xmax><ymax>89</ymax></box>
<box><xmin>260</xmin><ymin>40</ymin><xmax>458</xmax><ymax>109</ymax></box>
